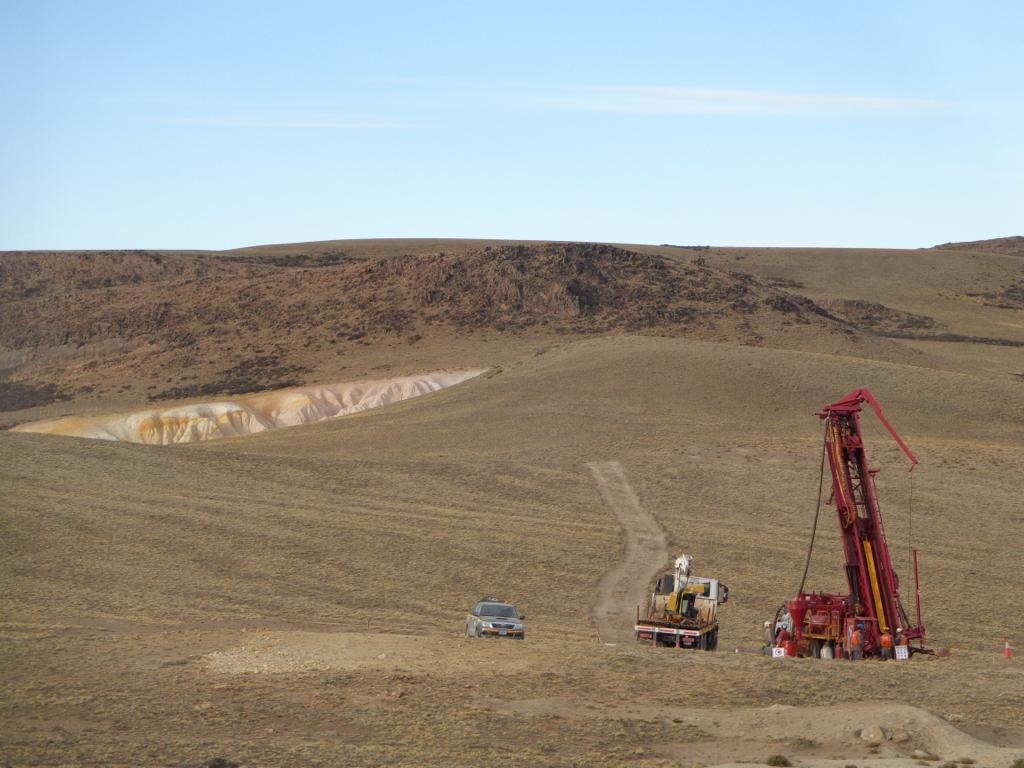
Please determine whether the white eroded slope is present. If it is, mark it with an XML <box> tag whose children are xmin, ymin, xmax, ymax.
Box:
<box><xmin>13</xmin><ymin>370</ymin><xmax>485</xmax><ymax>445</ymax></box>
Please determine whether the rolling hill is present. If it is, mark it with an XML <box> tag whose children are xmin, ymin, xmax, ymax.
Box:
<box><xmin>2</xmin><ymin>238</ymin><xmax>1023</xmax><ymax>767</ymax></box>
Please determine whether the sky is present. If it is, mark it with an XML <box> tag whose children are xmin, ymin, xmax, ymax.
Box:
<box><xmin>1</xmin><ymin>1</ymin><xmax>1022</xmax><ymax>250</ymax></box>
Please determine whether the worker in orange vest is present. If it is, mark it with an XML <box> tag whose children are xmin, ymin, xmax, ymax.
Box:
<box><xmin>880</xmin><ymin>630</ymin><xmax>894</xmax><ymax>660</ymax></box>
<box><xmin>850</xmin><ymin>623</ymin><xmax>864</xmax><ymax>660</ymax></box>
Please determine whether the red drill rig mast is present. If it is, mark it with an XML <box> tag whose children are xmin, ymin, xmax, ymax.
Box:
<box><xmin>784</xmin><ymin>389</ymin><xmax>926</xmax><ymax>658</ymax></box>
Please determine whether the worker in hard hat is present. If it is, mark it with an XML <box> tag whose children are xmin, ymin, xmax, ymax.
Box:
<box><xmin>850</xmin><ymin>623</ymin><xmax>864</xmax><ymax>660</ymax></box>
<box><xmin>879</xmin><ymin>630</ymin><xmax>894</xmax><ymax>660</ymax></box>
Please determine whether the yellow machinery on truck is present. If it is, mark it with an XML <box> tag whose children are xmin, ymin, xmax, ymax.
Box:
<box><xmin>635</xmin><ymin>554</ymin><xmax>729</xmax><ymax>650</ymax></box>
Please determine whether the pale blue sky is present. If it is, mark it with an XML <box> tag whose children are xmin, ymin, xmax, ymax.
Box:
<box><xmin>2</xmin><ymin>1</ymin><xmax>1021</xmax><ymax>250</ymax></box>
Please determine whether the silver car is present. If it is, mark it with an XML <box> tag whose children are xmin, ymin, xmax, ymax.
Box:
<box><xmin>465</xmin><ymin>599</ymin><xmax>525</xmax><ymax>639</ymax></box>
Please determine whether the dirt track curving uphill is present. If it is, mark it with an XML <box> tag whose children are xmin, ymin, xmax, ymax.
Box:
<box><xmin>586</xmin><ymin>461</ymin><xmax>669</xmax><ymax>643</ymax></box>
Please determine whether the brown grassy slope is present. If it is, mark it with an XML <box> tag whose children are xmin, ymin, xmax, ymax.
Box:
<box><xmin>1</xmin><ymin>242</ymin><xmax>861</xmax><ymax>414</ymax></box>
<box><xmin>8</xmin><ymin>333</ymin><xmax>1022</xmax><ymax>648</ymax></box>
<box><xmin>933</xmin><ymin>235</ymin><xmax>1024</xmax><ymax>257</ymax></box>
<box><xmin>11</xmin><ymin>238</ymin><xmax>1021</xmax><ymax>423</ymax></box>
<box><xmin>197</xmin><ymin>335</ymin><xmax>1024</xmax><ymax>651</ymax></box>
<box><xmin>0</xmin><ymin>432</ymin><xmax>612</xmax><ymax>638</ymax></box>
<box><xmin>5</xmin><ymin>333</ymin><xmax>1022</xmax><ymax>651</ymax></box>
<box><xmin>649</xmin><ymin>246</ymin><xmax>1024</xmax><ymax>340</ymax></box>
<box><xmin>648</xmin><ymin>245</ymin><xmax>1024</xmax><ymax>378</ymax></box>
<box><xmin>3</xmin><ymin>334</ymin><xmax>1023</xmax><ymax>766</ymax></box>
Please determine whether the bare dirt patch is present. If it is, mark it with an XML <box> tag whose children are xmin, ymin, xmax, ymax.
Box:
<box><xmin>484</xmin><ymin>699</ymin><xmax>1024</xmax><ymax>768</ymax></box>
<box><xmin>203</xmin><ymin>631</ymin><xmax>552</xmax><ymax>676</ymax></box>
<box><xmin>14</xmin><ymin>369</ymin><xmax>483</xmax><ymax>444</ymax></box>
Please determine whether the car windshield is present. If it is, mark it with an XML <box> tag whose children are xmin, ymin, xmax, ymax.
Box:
<box><xmin>478</xmin><ymin>603</ymin><xmax>518</xmax><ymax>618</ymax></box>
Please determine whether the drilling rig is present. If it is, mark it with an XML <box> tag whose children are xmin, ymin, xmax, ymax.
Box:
<box><xmin>776</xmin><ymin>389</ymin><xmax>926</xmax><ymax>659</ymax></box>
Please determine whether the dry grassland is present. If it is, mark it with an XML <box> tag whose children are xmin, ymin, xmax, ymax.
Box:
<box><xmin>2</xmin><ymin>239</ymin><xmax>1023</xmax><ymax>766</ymax></box>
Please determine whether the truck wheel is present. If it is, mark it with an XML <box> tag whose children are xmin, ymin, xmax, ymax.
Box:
<box><xmin>706</xmin><ymin>630</ymin><xmax>718</xmax><ymax>651</ymax></box>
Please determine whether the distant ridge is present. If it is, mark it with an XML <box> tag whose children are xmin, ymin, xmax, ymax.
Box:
<box><xmin>0</xmin><ymin>242</ymin><xmax>853</xmax><ymax>413</ymax></box>
<box><xmin>4</xmin><ymin>238</ymin><xmax>1023</xmax><ymax>419</ymax></box>
<box><xmin>933</xmin><ymin>236</ymin><xmax>1024</xmax><ymax>257</ymax></box>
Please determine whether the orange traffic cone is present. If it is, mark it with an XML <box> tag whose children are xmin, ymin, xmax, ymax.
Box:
<box><xmin>1005</xmin><ymin>639</ymin><xmax>1013</xmax><ymax>660</ymax></box>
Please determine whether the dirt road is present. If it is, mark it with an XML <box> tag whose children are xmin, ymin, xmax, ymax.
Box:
<box><xmin>585</xmin><ymin>461</ymin><xmax>669</xmax><ymax>643</ymax></box>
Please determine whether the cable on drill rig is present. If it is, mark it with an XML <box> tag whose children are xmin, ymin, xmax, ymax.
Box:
<box><xmin>907</xmin><ymin>471</ymin><xmax>914</xmax><ymax>577</ymax></box>
<box><xmin>796</xmin><ymin>422</ymin><xmax>830</xmax><ymax>597</ymax></box>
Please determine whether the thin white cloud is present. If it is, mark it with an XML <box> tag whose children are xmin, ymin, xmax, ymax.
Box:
<box><xmin>553</xmin><ymin>85</ymin><xmax>950</xmax><ymax>116</ymax></box>
<box><xmin>163</xmin><ymin>116</ymin><xmax>409</xmax><ymax>129</ymax></box>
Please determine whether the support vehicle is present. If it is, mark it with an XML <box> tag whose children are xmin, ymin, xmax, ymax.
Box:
<box><xmin>635</xmin><ymin>554</ymin><xmax>729</xmax><ymax>650</ymax></box>
<box><xmin>465</xmin><ymin>598</ymin><xmax>525</xmax><ymax>639</ymax></box>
